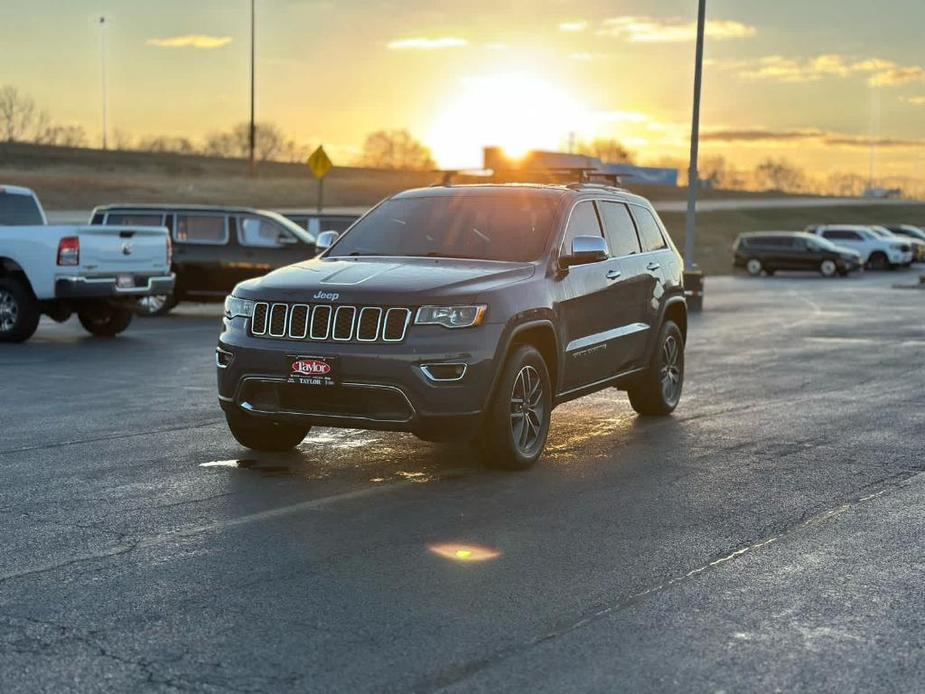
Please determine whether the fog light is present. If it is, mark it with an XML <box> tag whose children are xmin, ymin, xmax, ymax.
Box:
<box><xmin>216</xmin><ymin>347</ymin><xmax>234</xmax><ymax>368</ymax></box>
<box><xmin>421</xmin><ymin>363</ymin><xmax>467</xmax><ymax>382</ymax></box>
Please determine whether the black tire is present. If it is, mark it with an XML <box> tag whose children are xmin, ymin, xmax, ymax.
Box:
<box><xmin>0</xmin><ymin>277</ymin><xmax>40</xmax><ymax>343</ymax></box>
<box><xmin>628</xmin><ymin>320</ymin><xmax>685</xmax><ymax>417</ymax></box>
<box><xmin>136</xmin><ymin>294</ymin><xmax>176</xmax><ymax>317</ymax></box>
<box><xmin>868</xmin><ymin>252</ymin><xmax>889</xmax><ymax>271</ymax></box>
<box><xmin>745</xmin><ymin>258</ymin><xmax>763</xmax><ymax>276</ymax></box>
<box><xmin>225</xmin><ymin>411</ymin><xmax>311</xmax><ymax>452</ymax></box>
<box><xmin>78</xmin><ymin>305</ymin><xmax>134</xmax><ymax>337</ymax></box>
<box><xmin>477</xmin><ymin>344</ymin><xmax>552</xmax><ymax>470</ymax></box>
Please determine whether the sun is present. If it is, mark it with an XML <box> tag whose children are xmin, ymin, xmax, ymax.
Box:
<box><xmin>426</xmin><ymin>72</ymin><xmax>591</xmax><ymax>169</ymax></box>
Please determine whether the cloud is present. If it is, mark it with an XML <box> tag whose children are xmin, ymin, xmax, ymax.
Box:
<box><xmin>387</xmin><ymin>37</ymin><xmax>467</xmax><ymax>50</ymax></box>
<box><xmin>702</xmin><ymin>127</ymin><xmax>925</xmax><ymax>149</ymax></box>
<box><xmin>733</xmin><ymin>54</ymin><xmax>924</xmax><ymax>86</ymax></box>
<box><xmin>559</xmin><ymin>21</ymin><xmax>588</xmax><ymax>33</ymax></box>
<box><xmin>598</xmin><ymin>17</ymin><xmax>756</xmax><ymax>43</ymax></box>
<box><xmin>146</xmin><ymin>35</ymin><xmax>232</xmax><ymax>49</ymax></box>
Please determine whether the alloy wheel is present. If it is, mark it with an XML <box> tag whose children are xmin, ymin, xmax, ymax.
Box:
<box><xmin>746</xmin><ymin>259</ymin><xmax>762</xmax><ymax>276</ymax></box>
<box><xmin>0</xmin><ymin>289</ymin><xmax>18</xmax><ymax>333</ymax></box>
<box><xmin>510</xmin><ymin>365</ymin><xmax>545</xmax><ymax>455</ymax></box>
<box><xmin>660</xmin><ymin>335</ymin><xmax>683</xmax><ymax>406</ymax></box>
<box><xmin>137</xmin><ymin>294</ymin><xmax>167</xmax><ymax>315</ymax></box>
<box><xmin>820</xmin><ymin>260</ymin><xmax>837</xmax><ymax>277</ymax></box>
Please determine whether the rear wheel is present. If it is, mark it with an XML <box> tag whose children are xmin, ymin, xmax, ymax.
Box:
<box><xmin>628</xmin><ymin>321</ymin><xmax>685</xmax><ymax>416</ymax></box>
<box><xmin>820</xmin><ymin>259</ymin><xmax>838</xmax><ymax>277</ymax></box>
<box><xmin>745</xmin><ymin>258</ymin><xmax>763</xmax><ymax>276</ymax></box>
<box><xmin>225</xmin><ymin>411</ymin><xmax>311</xmax><ymax>452</ymax></box>
<box><xmin>0</xmin><ymin>278</ymin><xmax>40</xmax><ymax>343</ymax></box>
<box><xmin>477</xmin><ymin>345</ymin><xmax>551</xmax><ymax>470</ymax></box>
<box><xmin>868</xmin><ymin>252</ymin><xmax>889</xmax><ymax>271</ymax></box>
<box><xmin>78</xmin><ymin>305</ymin><xmax>134</xmax><ymax>337</ymax></box>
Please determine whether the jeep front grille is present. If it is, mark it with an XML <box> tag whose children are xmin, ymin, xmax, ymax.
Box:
<box><xmin>250</xmin><ymin>302</ymin><xmax>411</xmax><ymax>344</ymax></box>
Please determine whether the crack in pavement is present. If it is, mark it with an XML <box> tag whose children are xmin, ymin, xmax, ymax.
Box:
<box><xmin>413</xmin><ymin>468</ymin><xmax>925</xmax><ymax>693</ymax></box>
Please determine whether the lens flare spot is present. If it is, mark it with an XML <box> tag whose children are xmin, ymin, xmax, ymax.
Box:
<box><xmin>427</xmin><ymin>543</ymin><xmax>502</xmax><ymax>562</ymax></box>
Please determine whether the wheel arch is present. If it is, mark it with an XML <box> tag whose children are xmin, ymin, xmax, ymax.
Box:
<box><xmin>0</xmin><ymin>257</ymin><xmax>36</xmax><ymax>298</ymax></box>
<box><xmin>483</xmin><ymin>318</ymin><xmax>560</xmax><ymax>411</ymax></box>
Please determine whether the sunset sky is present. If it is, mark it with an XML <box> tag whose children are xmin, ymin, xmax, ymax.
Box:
<box><xmin>1</xmin><ymin>0</ymin><xmax>923</xmax><ymax>181</ymax></box>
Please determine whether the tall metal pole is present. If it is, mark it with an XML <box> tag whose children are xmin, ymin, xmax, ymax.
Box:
<box><xmin>683</xmin><ymin>0</ymin><xmax>706</xmax><ymax>270</ymax></box>
<box><xmin>248</xmin><ymin>0</ymin><xmax>256</xmax><ymax>176</ymax></box>
<box><xmin>99</xmin><ymin>16</ymin><xmax>108</xmax><ymax>150</ymax></box>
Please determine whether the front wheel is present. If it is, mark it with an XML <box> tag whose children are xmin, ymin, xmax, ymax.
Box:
<box><xmin>225</xmin><ymin>411</ymin><xmax>311</xmax><ymax>452</ymax></box>
<box><xmin>477</xmin><ymin>345</ymin><xmax>551</xmax><ymax>470</ymax></box>
<box><xmin>628</xmin><ymin>320</ymin><xmax>685</xmax><ymax>416</ymax></box>
<box><xmin>745</xmin><ymin>258</ymin><xmax>763</xmax><ymax>276</ymax></box>
<box><xmin>136</xmin><ymin>294</ymin><xmax>176</xmax><ymax>317</ymax></box>
<box><xmin>868</xmin><ymin>252</ymin><xmax>889</xmax><ymax>271</ymax></box>
<box><xmin>78</xmin><ymin>305</ymin><xmax>134</xmax><ymax>337</ymax></box>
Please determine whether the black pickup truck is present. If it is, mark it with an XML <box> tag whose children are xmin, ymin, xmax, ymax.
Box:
<box><xmin>216</xmin><ymin>183</ymin><xmax>687</xmax><ymax>469</ymax></box>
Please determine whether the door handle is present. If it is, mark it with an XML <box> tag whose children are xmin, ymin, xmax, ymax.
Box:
<box><xmin>606</xmin><ymin>269</ymin><xmax>622</xmax><ymax>280</ymax></box>
<box><xmin>646</xmin><ymin>261</ymin><xmax>661</xmax><ymax>271</ymax></box>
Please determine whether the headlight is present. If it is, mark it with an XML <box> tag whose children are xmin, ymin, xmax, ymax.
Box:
<box><xmin>224</xmin><ymin>295</ymin><xmax>255</xmax><ymax>319</ymax></box>
<box><xmin>415</xmin><ymin>305</ymin><xmax>487</xmax><ymax>329</ymax></box>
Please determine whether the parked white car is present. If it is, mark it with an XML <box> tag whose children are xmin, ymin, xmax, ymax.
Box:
<box><xmin>0</xmin><ymin>185</ymin><xmax>175</xmax><ymax>342</ymax></box>
<box><xmin>868</xmin><ymin>225</ymin><xmax>925</xmax><ymax>263</ymax></box>
<box><xmin>809</xmin><ymin>225</ymin><xmax>913</xmax><ymax>270</ymax></box>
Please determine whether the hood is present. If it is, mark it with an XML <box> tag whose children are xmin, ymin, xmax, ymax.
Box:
<box><xmin>832</xmin><ymin>245</ymin><xmax>861</xmax><ymax>258</ymax></box>
<box><xmin>234</xmin><ymin>256</ymin><xmax>536</xmax><ymax>303</ymax></box>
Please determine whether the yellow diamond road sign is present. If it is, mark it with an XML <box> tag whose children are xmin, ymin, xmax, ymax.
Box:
<box><xmin>307</xmin><ymin>146</ymin><xmax>333</xmax><ymax>180</ymax></box>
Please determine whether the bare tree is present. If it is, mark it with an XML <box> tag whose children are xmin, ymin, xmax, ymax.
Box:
<box><xmin>34</xmin><ymin>124</ymin><xmax>87</xmax><ymax>148</ymax></box>
<box><xmin>203</xmin><ymin>122</ymin><xmax>298</xmax><ymax>162</ymax></box>
<box><xmin>754</xmin><ymin>158</ymin><xmax>808</xmax><ymax>193</ymax></box>
<box><xmin>0</xmin><ymin>86</ymin><xmax>38</xmax><ymax>142</ymax></box>
<box><xmin>111</xmin><ymin>129</ymin><xmax>135</xmax><ymax>151</ymax></box>
<box><xmin>357</xmin><ymin>129</ymin><xmax>435</xmax><ymax>170</ymax></box>
<box><xmin>576</xmin><ymin>138</ymin><xmax>635</xmax><ymax>165</ymax></box>
<box><xmin>137</xmin><ymin>135</ymin><xmax>198</xmax><ymax>155</ymax></box>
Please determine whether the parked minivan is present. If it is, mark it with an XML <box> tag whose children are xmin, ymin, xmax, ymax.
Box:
<box><xmin>90</xmin><ymin>204</ymin><xmax>318</xmax><ymax>315</ymax></box>
<box><xmin>733</xmin><ymin>232</ymin><xmax>862</xmax><ymax>277</ymax></box>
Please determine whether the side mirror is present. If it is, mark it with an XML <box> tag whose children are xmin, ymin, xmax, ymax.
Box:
<box><xmin>316</xmin><ymin>230</ymin><xmax>339</xmax><ymax>253</ymax></box>
<box><xmin>560</xmin><ymin>235</ymin><xmax>609</xmax><ymax>268</ymax></box>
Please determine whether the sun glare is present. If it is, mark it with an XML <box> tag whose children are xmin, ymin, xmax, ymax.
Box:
<box><xmin>426</xmin><ymin>73</ymin><xmax>590</xmax><ymax>169</ymax></box>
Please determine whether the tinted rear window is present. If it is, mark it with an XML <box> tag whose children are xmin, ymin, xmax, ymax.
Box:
<box><xmin>105</xmin><ymin>213</ymin><xmax>165</xmax><ymax>227</ymax></box>
<box><xmin>0</xmin><ymin>192</ymin><xmax>43</xmax><ymax>226</ymax></box>
<box><xmin>329</xmin><ymin>194</ymin><xmax>559</xmax><ymax>262</ymax></box>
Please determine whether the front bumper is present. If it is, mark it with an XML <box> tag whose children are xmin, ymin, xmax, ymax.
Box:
<box><xmin>216</xmin><ymin>317</ymin><xmax>505</xmax><ymax>439</ymax></box>
<box><xmin>55</xmin><ymin>274</ymin><xmax>176</xmax><ymax>299</ymax></box>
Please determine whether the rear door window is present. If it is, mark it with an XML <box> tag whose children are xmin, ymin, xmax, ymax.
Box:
<box><xmin>597</xmin><ymin>202</ymin><xmax>641</xmax><ymax>257</ymax></box>
<box><xmin>175</xmin><ymin>214</ymin><xmax>229</xmax><ymax>245</ymax></box>
<box><xmin>0</xmin><ymin>192</ymin><xmax>44</xmax><ymax>225</ymax></box>
<box><xmin>105</xmin><ymin>213</ymin><xmax>165</xmax><ymax>227</ymax></box>
<box><xmin>823</xmin><ymin>230</ymin><xmax>861</xmax><ymax>241</ymax></box>
<box><xmin>630</xmin><ymin>206</ymin><xmax>668</xmax><ymax>253</ymax></box>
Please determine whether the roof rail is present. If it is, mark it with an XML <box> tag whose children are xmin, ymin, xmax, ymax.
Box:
<box><xmin>431</xmin><ymin>167</ymin><xmax>631</xmax><ymax>190</ymax></box>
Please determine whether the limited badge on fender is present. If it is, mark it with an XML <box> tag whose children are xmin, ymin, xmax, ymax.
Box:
<box><xmin>286</xmin><ymin>355</ymin><xmax>336</xmax><ymax>386</ymax></box>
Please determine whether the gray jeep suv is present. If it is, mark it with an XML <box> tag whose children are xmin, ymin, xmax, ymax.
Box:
<box><xmin>216</xmin><ymin>183</ymin><xmax>687</xmax><ymax>469</ymax></box>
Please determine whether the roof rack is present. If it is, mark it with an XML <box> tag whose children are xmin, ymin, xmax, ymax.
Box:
<box><xmin>433</xmin><ymin>167</ymin><xmax>630</xmax><ymax>190</ymax></box>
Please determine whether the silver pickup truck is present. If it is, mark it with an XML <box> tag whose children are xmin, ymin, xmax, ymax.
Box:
<box><xmin>0</xmin><ymin>185</ymin><xmax>175</xmax><ymax>342</ymax></box>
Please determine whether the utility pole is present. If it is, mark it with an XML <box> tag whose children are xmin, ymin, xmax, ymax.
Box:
<box><xmin>683</xmin><ymin>0</ymin><xmax>706</xmax><ymax>271</ymax></box>
<box><xmin>99</xmin><ymin>16</ymin><xmax>108</xmax><ymax>150</ymax></box>
<box><xmin>248</xmin><ymin>0</ymin><xmax>256</xmax><ymax>176</ymax></box>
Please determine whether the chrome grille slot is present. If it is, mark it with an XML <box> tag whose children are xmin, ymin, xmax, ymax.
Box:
<box><xmin>249</xmin><ymin>302</ymin><xmax>411</xmax><ymax>344</ymax></box>
<box><xmin>310</xmin><ymin>305</ymin><xmax>332</xmax><ymax>340</ymax></box>
<box><xmin>357</xmin><ymin>307</ymin><xmax>382</xmax><ymax>342</ymax></box>
<box><xmin>288</xmin><ymin>304</ymin><xmax>309</xmax><ymax>339</ymax></box>
<box><xmin>383</xmin><ymin>308</ymin><xmax>411</xmax><ymax>342</ymax></box>
<box><xmin>269</xmin><ymin>304</ymin><xmax>288</xmax><ymax>337</ymax></box>
<box><xmin>252</xmin><ymin>302</ymin><xmax>269</xmax><ymax>335</ymax></box>
<box><xmin>332</xmin><ymin>306</ymin><xmax>356</xmax><ymax>341</ymax></box>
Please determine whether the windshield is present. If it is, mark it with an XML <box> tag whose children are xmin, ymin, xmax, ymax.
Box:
<box><xmin>327</xmin><ymin>193</ymin><xmax>560</xmax><ymax>262</ymax></box>
<box><xmin>0</xmin><ymin>192</ymin><xmax>43</xmax><ymax>226</ymax></box>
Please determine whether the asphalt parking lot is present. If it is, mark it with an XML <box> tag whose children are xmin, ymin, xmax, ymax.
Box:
<box><xmin>1</xmin><ymin>270</ymin><xmax>924</xmax><ymax>692</ymax></box>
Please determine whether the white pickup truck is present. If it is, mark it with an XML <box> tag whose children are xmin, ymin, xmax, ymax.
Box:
<box><xmin>0</xmin><ymin>185</ymin><xmax>175</xmax><ymax>342</ymax></box>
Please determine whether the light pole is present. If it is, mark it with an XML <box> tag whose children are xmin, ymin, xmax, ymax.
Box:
<box><xmin>99</xmin><ymin>16</ymin><xmax>108</xmax><ymax>150</ymax></box>
<box><xmin>248</xmin><ymin>0</ymin><xmax>256</xmax><ymax>176</ymax></box>
<box><xmin>683</xmin><ymin>0</ymin><xmax>706</xmax><ymax>270</ymax></box>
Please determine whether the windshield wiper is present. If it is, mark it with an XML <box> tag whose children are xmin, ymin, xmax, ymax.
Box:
<box><xmin>421</xmin><ymin>252</ymin><xmax>478</xmax><ymax>260</ymax></box>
